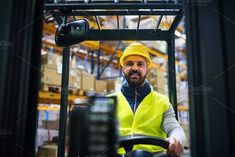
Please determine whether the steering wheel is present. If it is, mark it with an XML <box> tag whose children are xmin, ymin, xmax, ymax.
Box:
<box><xmin>118</xmin><ymin>135</ymin><xmax>170</xmax><ymax>157</ymax></box>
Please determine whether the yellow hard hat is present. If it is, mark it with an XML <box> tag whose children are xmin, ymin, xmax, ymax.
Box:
<box><xmin>119</xmin><ymin>42</ymin><xmax>152</xmax><ymax>67</ymax></box>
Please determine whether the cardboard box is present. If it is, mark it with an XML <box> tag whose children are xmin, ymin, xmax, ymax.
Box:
<box><xmin>42</xmin><ymin>120</ymin><xmax>59</xmax><ymax>130</ymax></box>
<box><xmin>41</xmin><ymin>64</ymin><xmax>83</xmax><ymax>89</ymax></box>
<box><xmin>41</xmin><ymin>64</ymin><xmax>61</xmax><ymax>85</ymax></box>
<box><xmin>69</xmin><ymin>76</ymin><xmax>81</xmax><ymax>89</ymax></box>
<box><xmin>81</xmin><ymin>73</ymin><xmax>95</xmax><ymax>91</ymax></box>
<box><xmin>95</xmin><ymin>80</ymin><xmax>107</xmax><ymax>92</ymax></box>
<box><xmin>107</xmin><ymin>80</ymin><xmax>115</xmax><ymax>92</ymax></box>
<box><xmin>156</xmin><ymin>71</ymin><xmax>166</xmax><ymax>94</ymax></box>
<box><xmin>69</xmin><ymin>68</ymin><xmax>82</xmax><ymax>90</ymax></box>
<box><xmin>37</xmin><ymin>144</ymin><xmax>57</xmax><ymax>157</ymax></box>
<box><xmin>36</xmin><ymin>129</ymin><xmax>58</xmax><ymax>149</ymax></box>
<box><xmin>147</xmin><ymin>68</ymin><xmax>158</xmax><ymax>90</ymax></box>
<box><xmin>41</xmin><ymin>75</ymin><xmax>61</xmax><ymax>86</ymax></box>
<box><xmin>41</xmin><ymin>53</ymin><xmax>62</xmax><ymax>65</ymax></box>
<box><xmin>41</xmin><ymin>64</ymin><xmax>57</xmax><ymax>74</ymax></box>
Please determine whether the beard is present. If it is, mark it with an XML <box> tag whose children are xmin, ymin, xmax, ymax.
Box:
<box><xmin>123</xmin><ymin>70</ymin><xmax>147</xmax><ymax>87</ymax></box>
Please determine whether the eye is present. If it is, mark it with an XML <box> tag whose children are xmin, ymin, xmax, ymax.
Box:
<box><xmin>137</xmin><ymin>62</ymin><xmax>145</xmax><ymax>67</ymax></box>
<box><xmin>125</xmin><ymin>62</ymin><xmax>133</xmax><ymax>67</ymax></box>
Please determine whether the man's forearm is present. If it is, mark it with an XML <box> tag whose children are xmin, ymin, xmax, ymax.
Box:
<box><xmin>162</xmin><ymin>106</ymin><xmax>187</xmax><ymax>145</ymax></box>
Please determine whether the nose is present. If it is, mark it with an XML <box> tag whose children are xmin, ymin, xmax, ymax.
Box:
<box><xmin>131</xmin><ymin>63</ymin><xmax>138</xmax><ymax>71</ymax></box>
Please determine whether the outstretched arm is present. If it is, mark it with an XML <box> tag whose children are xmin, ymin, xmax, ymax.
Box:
<box><xmin>162</xmin><ymin>105</ymin><xmax>186</xmax><ymax>156</ymax></box>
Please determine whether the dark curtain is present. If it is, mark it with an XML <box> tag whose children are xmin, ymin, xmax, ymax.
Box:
<box><xmin>185</xmin><ymin>0</ymin><xmax>235</xmax><ymax>156</ymax></box>
<box><xmin>0</xmin><ymin>0</ymin><xmax>44</xmax><ymax>156</ymax></box>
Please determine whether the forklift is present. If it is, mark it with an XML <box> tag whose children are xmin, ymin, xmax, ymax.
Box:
<box><xmin>45</xmin><ymin>1</ymin><xmax>183</xmax><ymax>157</ymax></box>
<box><xmin>1</xmin><ymin>0</ymin><xmax>235</xmax><ymax>157</ymax></box>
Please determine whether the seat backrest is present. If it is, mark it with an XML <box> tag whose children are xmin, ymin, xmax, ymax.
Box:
<box><xmin>68</xmin><ymin>105</ymin><xmax>89</xmax><ymax>157</ymax></box>
<box><xmin>68</xmin><ymin>96</ymin><xmax>118</xmax><ymax>157</ymax></box>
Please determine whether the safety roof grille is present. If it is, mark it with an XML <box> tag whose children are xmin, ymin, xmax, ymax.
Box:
<box><xmin>45</xmin><ymin>0</ymin><xmax>183</xmax><ymax>41</ymax></box>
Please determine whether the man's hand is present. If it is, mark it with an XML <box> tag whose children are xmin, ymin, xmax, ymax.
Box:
<box><xmin>166</xmin><ymin>137</ymin><xmax>184</xmax><ymax>157</ymax></box>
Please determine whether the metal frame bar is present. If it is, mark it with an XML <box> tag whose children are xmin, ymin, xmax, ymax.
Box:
<box><xmin>54</xmin><ymin>0</ymin><xmax>177</xmax><ymax>3</ymax></box>
<box><xmin>86</xmin><ymin>29</ymin><xmax>171</xmax><ymax>41</ymax></box>
<box><xmin>156</xmin><ymin>15</ymin><xmax>163</xmax><ymax>30</ymax></box>
<box><xmin>167</xmin><ymin>35</ymin><xmax>178</xmax><ymax>119</ymax></box>
<box><xmin>167</xmin><ymin>12</ymin><xmax>183</xmax><ymax>117</ymax></box>
<box><xmin>90</xmin><ymin>50</ymin><xmax>95</xmax><ymax>74</ymax></box>
<box><xmin>45</xmin><ymin>3</ymin><xmax>183</xmax><ymax>10</ymax></box>
<box><xmin>137</xmin><ymin>15</ymin><xmax>141</xmax><ymax>30</ymax></box>
<box><xmin>169</xmin><ymin>11</ymin><xmax>183</xmax><ymax>33</ymax></box>
<box><xmin>50</xmin><ymin>10</ymin><xmax>180</xmax><ymax>16</ymax></box>
<box><xmin>58</xmin><ymin>46</ymin><xmax>70</xmax><ymax>157</ymax></box>
<box><xmin>51</xmin><ymin>11</ymin><xmax>63</xmax><ymax>24</ymax></box>
<box><xmin>95</xmin><ymin>16</ymin><xmax>101</xmax><ymax>30</ymax></box>
<box><xmin>97</xmin><ymin>48</ymin><xmax>101</xmax><ymax>80</ymax></box>
<box><xmin>117</xmin><ymin>16</ymin><xmax>120</xmax><ymax>30</ymax></box>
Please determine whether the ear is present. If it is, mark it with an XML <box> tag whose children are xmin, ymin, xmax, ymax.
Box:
<box><xmin>147</xmin><ymin>67</ymin><xmax>150</xmax><ymax>74</ymax></box>
<box><xmin>121</xmin><ymin>68</ymin><xmax>125</xmax><ymax>76</ymax></box>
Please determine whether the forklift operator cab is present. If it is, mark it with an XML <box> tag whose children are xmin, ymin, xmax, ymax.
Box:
<box><xmin>68</xmin><ymin>96</ymin><xmax>170</xmax><ymax>157</ymax></box>
<box><xmin>45</xmin><ymin>1</ymin><xmax>184</xmax><ymax>157</ymax></box>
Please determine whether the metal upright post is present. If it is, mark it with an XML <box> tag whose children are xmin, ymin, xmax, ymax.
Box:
<box><xmin>91</xmin><ymin>50</ymin><xmax>94</xmax><ymax>74</ymax></box>
<box><xmin>167</xmin><ymin>35</ymin><xmax>178</xmax><ymax>119</ymax></box>
<box><xmin>57</xmin><ymin>46</ymin><xmax>70</xmax><ymax>157</ymax></box>
<box><xmin>97</xmin><ymin>48</ymin><xmax>101</xmax><ymax>80</ymax></box>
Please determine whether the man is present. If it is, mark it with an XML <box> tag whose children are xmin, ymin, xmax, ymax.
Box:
<box><xmin>115</xmin><ymin>42</ymin><xmax>186</xmax><ymax>156</ymax></box>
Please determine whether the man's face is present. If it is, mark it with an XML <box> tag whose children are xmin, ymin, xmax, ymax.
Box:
<box><xmin>122</xmin><ymin>55</ymin><xmax>149</xmax><ymax>86</ymax></box>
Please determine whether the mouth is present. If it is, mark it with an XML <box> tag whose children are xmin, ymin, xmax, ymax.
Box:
<box><xmin>129</xmin><ymin>73</ymin><xmax>140</xmax><ymax>79</ymax></box>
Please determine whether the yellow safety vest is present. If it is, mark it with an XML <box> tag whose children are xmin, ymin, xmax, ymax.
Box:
<box><xmin>111</xmin><ymin>90</ymin><xmax>170</xmax><ymax>154</ymax></box>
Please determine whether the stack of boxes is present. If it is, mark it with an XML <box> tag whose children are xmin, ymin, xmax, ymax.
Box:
<box><xmin>41</xmin><ymin>53</ymin><xmax>82</xmax><ymax>94</ymax></box>
<box><xmin>147</xmin><ymin>68</ymin><xmax>158</xmax><ymax>91</ymax></box>
<box><xmin>81</xmin><ymin>72</ymin><xmax>95</xmax><ymax>91</ymax></box>
<box><xmin>41</xmin><ymin>53</ymin><xmax>62</xmax><ymax>92</ymax></box>
<box><xmin>36</xmin><ymin>106</ymin><xmax>60</xmax><ymax>154</ymax></box>
<box><xmin>40</xmin><ymin>53</ymin><xmax>115</xmax><ymax>95</ymax></box>
<box><xmin>147</xmin><ymin>67</ymin><xmax>167</xmax><ymax>95</ymax></box>
<box><xmin>41</xmin><ymin>64</ymin><xmax>61</xmax><ymax>92</ymax></box>
<box><xmin>37</xmin><ymin>52</ymin><xmax>116</xmax><ymax>156</ymax></box>
<box><xmin>156</xmin><ymin>70</ymin><xmax>167</xmax><ymax>95</ymax></box>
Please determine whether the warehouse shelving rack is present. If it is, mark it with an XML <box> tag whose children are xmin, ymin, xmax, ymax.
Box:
<box><xmin>44</xmin><ymin>1</ymin><xmax>184</xmax><ymax>156</ymax></box>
